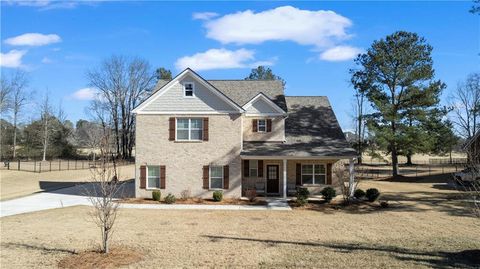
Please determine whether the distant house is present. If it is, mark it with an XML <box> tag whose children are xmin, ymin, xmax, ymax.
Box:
<box><xmin>464</xmin><ymin>132</ymin><xmax>480</xmax><ymax>163</ymax></box>
<box><xmin>132</xmin><ymin>68</ymin><xmax>356</xmax><ymax>199</ymax></box>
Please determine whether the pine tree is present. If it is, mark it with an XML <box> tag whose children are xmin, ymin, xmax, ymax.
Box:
<box><xmin>351</xmin><ymin>31</ymin><xmax>445</xmax><ymax>176</ymax></box>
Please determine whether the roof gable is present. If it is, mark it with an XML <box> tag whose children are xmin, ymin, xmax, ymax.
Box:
<box><xmin>243</xmin><ymin>93</ymin><xmax>286</xmax><ymax>116</ymax></box>
<box><xmin>133</xmin><ymin>69</ymin><xmax>244</xmax><ymax>114</ymax></box>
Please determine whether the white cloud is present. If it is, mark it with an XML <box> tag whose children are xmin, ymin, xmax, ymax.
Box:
<box><xmin>175</xmin><ymin>48</ymin><xmax>273</xmax><ymax>71</ymax></box>
<box><xmin>5</xmin><ymin>33</ymin><xmax>61</xmax><ymax>47</ymax></box>
<box><xmin>319</xmin><ymin>45</ymin><xmax>363</xmax><ymax>61</ymax></box>
<box><xmin>193</xmin><ymin>12</ymin><xmax>219</xmax><ymax>20</ymax></box>
<box><xmin>203</xmin><ymin>6</ymin><xmax>352</xmax><ymax>48</ymax></box>
<box><xmin>0</xmin><ymin>50</ymin><xmax>27</xmax><ymax>68</ymax></box>
<box><xmin>3</xmin><ymin>0</ymin><xmax>82</xmax><ymax>10</ymax></box>
<box><xmin>41</xmin><ymin>57</ymin><xmax>53</xmax><ymax>64</ymax></box>
<box><xmin>71</xmin><ymin>87</ymin><xmax>97</xmax><ymax>101</ymax></box>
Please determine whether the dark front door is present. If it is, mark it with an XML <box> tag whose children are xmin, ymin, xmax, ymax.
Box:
<box><xmin>266</xmin><ymin>165</ymin><xmax>279</xmax><ymax>194</ymax></box>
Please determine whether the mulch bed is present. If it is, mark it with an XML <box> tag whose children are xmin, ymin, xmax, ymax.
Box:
<box><xmin>120</xmin><ymin>198</ymin><xmax>268</xmax><ymax>206</ymax></box>
<box><xmin>58</xmin><ymin>247</ymin><xmax>142</xmax><ymax>269</ymax></box>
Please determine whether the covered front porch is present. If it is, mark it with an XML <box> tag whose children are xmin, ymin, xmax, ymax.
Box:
<box><xmin>241</xmin><ymin>156</ymin><xmax>356</xmax><ymax>199</ymax></box>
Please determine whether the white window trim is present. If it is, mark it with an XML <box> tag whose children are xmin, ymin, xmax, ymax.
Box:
<box><xmin>249</xmin><ymin>160</ymin><xmax>258</xmax><ymax>177</ymax></box>
<box><xmin>301</xmin><ymin>164</ymin><xmax>326</xmax><ymax>185</ymax></box>
<box><xmin>183</xmin><ymin>82</ymin><xmax>195</xmax><ymax>98</ymax></box>
<box><xmin>146</xmin><ymin>165</ymin><xmax>161</xmax><ymax>190</ymax></box>
<box><xmin>176</xmin><ymin>118</ymin><xmax>203</xmax><ymax>141</ymax></box>
<box><xmin>209</xmin><ymin>166</ymin><xmax>224</xmax><ymax>190</ymax></box>
<box><xmin>257</xmin><ymin>119</ymin><xmax>267</xmax><ymax>133</ymax></box>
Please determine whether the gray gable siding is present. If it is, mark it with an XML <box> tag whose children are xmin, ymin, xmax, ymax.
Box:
<box><xmin>245</xmin><ymin>98</ymin><xmax>280</xmax><ymax>114</ymax></box>
<box><xmin>143</xmin><ymin>75</ymin><xmax>236</xmax><ymax>112</ymax></box>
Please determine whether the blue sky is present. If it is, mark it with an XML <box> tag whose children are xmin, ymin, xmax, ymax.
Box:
<box><xmin>1</xmin><ymin>1</ymin><xmax>478</xmax><ymax>130</ymax></box>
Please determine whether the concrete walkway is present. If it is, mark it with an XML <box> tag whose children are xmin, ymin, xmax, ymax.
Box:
<box><xmin>0</xmin><ymin>183</ymin><xmax>290</xmax><ymax>218</ymax></box>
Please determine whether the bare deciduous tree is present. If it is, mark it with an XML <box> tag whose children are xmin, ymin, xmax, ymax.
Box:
<box><xmin>87</xmin><ymin>55</ymin><xmax>155</xmax><ymax>159</ymax></box>
<box><xmin>0</xmin><ymin>75</ymin><xmax>12</xmax><ymax>115</ymax></box>
<box><xmin>40</xmin><ymin>91</ymin><xmax>52</xmax><ymax>161</ymax></box>
<box><xmin>10</xmin><ymin>71</ymin><xmax>29</xmax><ymax>159</ymax></box>
<box><xmin>450</xmin><ymin>73</ymin><xmax>480</xmax><ymax>139</ymax></box>
<box><xmin>86</xmin><ymin>131</ymin><xmax>123</xmax><ymax>254</ymax></box>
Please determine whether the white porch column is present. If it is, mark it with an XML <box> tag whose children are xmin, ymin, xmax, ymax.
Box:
<box><xmin>349</xmin><ymin>158</ymin><xmax>355</xmax><ymax>197</ymax></box>
<box><xmin>283</xmin><ymin>159</ymin><xmax>287</xmax><ymax>199</ymax></box>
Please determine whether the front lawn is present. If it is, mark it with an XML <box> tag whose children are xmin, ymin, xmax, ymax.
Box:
<box><xmin>1</xmin><ymin>177</ymin><xmax>479</xmax><ymax>268</ymax></box>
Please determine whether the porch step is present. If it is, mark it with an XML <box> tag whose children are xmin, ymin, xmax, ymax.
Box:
<box><xmin>265</xmin><ymin>198</ymin><xmax>291</xmax><ymax>210</ymax></box>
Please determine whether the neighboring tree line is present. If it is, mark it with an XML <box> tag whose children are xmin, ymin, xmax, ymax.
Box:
<box><xmin>350</xmin><ymin>31</ymin><xmax>478</xmax><ymax>177</ymax></box>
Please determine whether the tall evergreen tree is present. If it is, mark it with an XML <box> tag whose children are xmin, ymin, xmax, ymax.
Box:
<box><xmin>351</xmin><ymin>31</ymin><xmax>445</xmax><ymax>176</ymax></box>
<box><xmin>156</xmin><ymin>67</ymin><xmax>172</xmax><ymax>80</ymax></box>
<box><xmin>245</xmin><ymin>66</ymin><xmax>285</xmax><ymax>86</ymax></box>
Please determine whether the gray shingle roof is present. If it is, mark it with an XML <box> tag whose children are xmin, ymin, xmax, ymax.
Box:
<box><xmin>241</xmin><ymin>96</ymin><xmax>357</xmax><ymax>158</ymax></box>
<box><xmin>208</xmin><ymin>80</ymin><xmax>287</xmax><ymax>112</ymax></box>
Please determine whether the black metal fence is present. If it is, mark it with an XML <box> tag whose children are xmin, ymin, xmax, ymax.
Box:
<box><xmin>2</xmin><ymin>159</ymin><xmax>134</xmax><ymax>173</ymax></box>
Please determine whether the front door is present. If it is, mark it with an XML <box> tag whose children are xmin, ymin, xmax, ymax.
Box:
<box><xmin>266</xmin><ymin>165</ymin><xmax>279</xmax><ymax>194</ymax></box>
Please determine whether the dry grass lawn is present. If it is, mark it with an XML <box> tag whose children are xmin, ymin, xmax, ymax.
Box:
<box><xmin>0</xmin><ymin>165</ymin><xmax>134</xmax><ymax>201</ymax></box>
<box><xmin>1</xmin><ymin>175</ymin><xmax>479</xmax><ymax>268</ymax></box>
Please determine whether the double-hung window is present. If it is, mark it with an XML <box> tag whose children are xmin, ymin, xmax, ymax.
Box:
<box><xmin>249</xmin><ymin>160</ymin><xmax>258</xmax><ymax>177</ymax></box>
<box><xmin>301</xmin><ymin>164</ymin><xmax>326</xmax><ymax>185</ymax></box>
<box><xmin>184</xmin><ymin>82</ymin><xmax>194</xmax><ymax>97</ymax></box>
<box><xmin>176</xmin><ymin>118</ymin><xmax>203</xmax><ymax>141</ymax></box>
<box><xmin>147</xmin><ymin>165</ymin><xmax>160</xmax><ymax>189</ymax></box>
<box><xmin>210</xmin><ymin>166</ymin><xmax>223</xmax><ymax>189</ymax></box>
<box><xmin>257</xmin><ymin>119</ymin><xmax>266</xmax><ymax>132</ymax></box>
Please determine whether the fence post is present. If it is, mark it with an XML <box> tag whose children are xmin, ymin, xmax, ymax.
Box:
<box><xmin>82</xmin><ymin>160</ymin><xmax>84</xmax><ymax>169</ymax></box>
<box><xmin>50</xmin><ymin>160</ymin><xmax>52</xmax><ymax>172</ymax></box>
<box><xmin>75</xmin><ymin>159</ymin><xmax>77</xmax><ymax>170</ymax></box>
<box><xmin>59</xmin><ymin>160</ymin><xmax>61</xmax><ymax>171</ymax></box>
<box><xmin>7</xmin><ymin>162</ymin><xmax>10</xmax><ymax>170</ymax></box>
<box><xmin>429</xmin><ymin>165</ymin><xmax>431</xmax><ymax>176</ymax></box>
<box><xmin>39</xmin><ymin>162</ymin><xmax>41</xmax><ymax>173</ymax></box>
<box><xmin>67</xmin><ymin>160</ymin><xmax>69</xmax><ymax>170</ymax></box>
<box><xmin>34</xmin><ymin>160</ymin><xmax>36</xmax><ymax>173</ymax></box>
<box><xmin>18</xmin><ymin>159</ymin><xmax>20</xmax><ymax>170</ymax></box>
<box><xmin>416</xmin><ymin>166</ymin><xmax>418</xmax><ymax>177</ymax></box>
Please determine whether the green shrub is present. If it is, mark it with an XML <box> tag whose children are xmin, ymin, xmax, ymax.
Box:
<box><xmin>366</xmin><ymin>188</ymin><xmax>380</xmax><ymax>202</ymax></box>
<box><xmin>164</xmin><ymin>193</ymin><xmax>176</xmax><ymax>204</ymax></box>
<box><xmin>152</xmin><ymin>190</ymin><xmax>161</xmax><ymax>201</ymax></box>
<box><xmin>354</xmin><ymin>189</ymin><xmax>366</xmax><ymax>199</ymax></box>
<box><xmin>321</xmin><ymin>187</ymin><xmax>336</xmax><ymax>203</ymax></box>
<box><xmin>213</xmin><ymin>190</ymin><xmax>223</xmax><ymax>202</ymax></box>
<box><xmin>380</xmin><ymin>201</ymin><xmax>389</xmax><ymax>208</ymax></box>
<box><xmin>296</xmin><ymin>187</ymin><xmax>309</xmax><ymax>206</ymax></box>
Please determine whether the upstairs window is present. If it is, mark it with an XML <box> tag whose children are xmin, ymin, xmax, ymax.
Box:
<box><xmin>257</xmin><ymin>119</ymin><xmax>266</xmax><ymax>132</ymax></box>
<box><xmin>184</xmin><ymin>82</ymin><xmax>194</xmax><ymax>97</ymax></box>
<box><xmin>176</xmin><ymin>118</ymin><xmax>203</xmax><ymax>141</ymax></box>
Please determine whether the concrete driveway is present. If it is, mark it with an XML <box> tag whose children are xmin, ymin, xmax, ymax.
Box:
<box><xmin>0</xmin><ymin>181</ymin><xmax>134</xmax><ymax>218</ymax></box>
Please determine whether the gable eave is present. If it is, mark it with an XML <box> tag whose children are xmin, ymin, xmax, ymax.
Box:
<box><xmin>133</xmin><ymin>68</ymin><xmax>245</xmax><ymax>114</ymax></box>
<box><xmin>242</xmin><ymin>92</ymin><xmax>287</xmax><ymax>115</ymax></box>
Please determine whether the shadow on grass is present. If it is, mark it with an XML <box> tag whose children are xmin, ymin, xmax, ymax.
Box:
<box><xmin>203</xmin><ymin>235</ymin><xmax>480</xmax><ymax>268</ymax></box>
<box><xmin>2</xmin><ymin>242</ymin><xmax>77</xmax><ymax>254</ymax></box>
<box><xmin>291</xmin><ymin>190</ymin><xmax>473</xmax><ymax>218</ymax></box>
<box><xmin>37</xmin><ymin>179</ymin><xmax>135</xmax><ymax>198</ymax></box>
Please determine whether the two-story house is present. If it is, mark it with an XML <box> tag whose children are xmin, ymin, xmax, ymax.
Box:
<box><xmin>132</xmin><ymin>68</ymin><xmax>356</xmax><ymax>199</ymax></box>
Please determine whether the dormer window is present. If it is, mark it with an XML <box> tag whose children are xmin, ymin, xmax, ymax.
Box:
<box><xmin>257</xmin><ymin>119</ymin><xmax>267</xmax><ymax>132</ymax></box>
<box><xmin>184</xmin><ymin>82</ymin><xmax>194</xmax><ymax>97</ymax></box>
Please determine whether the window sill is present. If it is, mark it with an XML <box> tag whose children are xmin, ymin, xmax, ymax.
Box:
<box><xmin>174</xmin><ymin>140</ymin><xmax>204</xmax><ymax>143</ymax></box>
<box><xmin>301</xmin><ymin>184</ymin><xmax>329</xmax><ymax>187</ymax></box>
<box><xmin>209</xmin><ymin>188</ymin><xmax>224</xmax><ymax>191</ymax></box>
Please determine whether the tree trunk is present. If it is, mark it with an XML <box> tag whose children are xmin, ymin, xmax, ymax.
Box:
<box><xmin>357</xmin><ymin>114</ymin><xmax>363</xmax><ymax>164</ymax></box>
<box><xmin>12</xmin><ymin>115</ymin><xmax>17</xmax><ymax>159</ymax></box>
<box><xmin>42</xmin><ymin>117</ymin><xmax>48</xmax><ymax>162</ymax></box>
<box><xmin>103</xmin><ymin>225</ymin><xmax>109</xmax><ymax>254</ymax></box>
<box><xmin>406</xmin><ymin>154</ymin><xmax>413</xmax><ymax>166</ymax></box>
<box><xmin>392</xmin><ymin>148</ymin><xmax>399</xmax><ymax>177</ymax></box>
<box><xmin>391</xmin><ymin>120</ymin><xmax>399</xmax><ymax>177</ymax></box>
